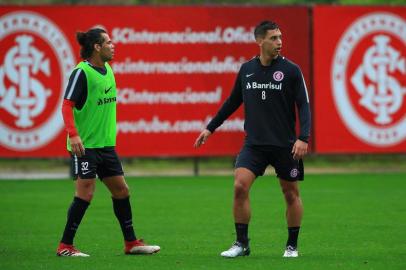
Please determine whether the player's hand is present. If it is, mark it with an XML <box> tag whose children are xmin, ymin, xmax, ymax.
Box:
<box><xmin>194</xmin><ymin>129</ymin><xmax>212</xmax><ymax>148</ymax></box>
<box><xmin>70</xmin><ymin>136</ymin><xmax>85</xmax><ymax>157</ymax></box>
<box><xmin>291</xmin><ymin>139</ymin><xmax>308</xmax><ymax>160</ymax></box>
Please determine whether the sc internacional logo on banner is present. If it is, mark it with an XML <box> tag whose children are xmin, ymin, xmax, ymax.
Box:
<box><xmin>332</xmin><ymin>12</ymin><xmax>406</xmax><ymax>147</ymax></box>
<box><xmin>0</xmin><ymin>11</ymin><xmax>75</xmax><ymax>151</ymax></box>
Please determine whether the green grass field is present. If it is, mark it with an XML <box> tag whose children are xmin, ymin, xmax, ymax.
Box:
<box><xmin>0</xmin><ymin>173</ymin><xmax>405</xmax><ymax>270</ymax></box>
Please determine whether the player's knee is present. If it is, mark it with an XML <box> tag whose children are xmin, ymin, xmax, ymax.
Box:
<box><xmin>77</xmin><ymin>192</ymin><xmax>94</xmax><ymax>202</ymax></box>
<box><xmin>120</xmin><ymin>185</ymin><xmax>130</xmax><ymax>197</ymax></box>
<box><xmin>234</xmin><ymin>181</ymin><xmax>249</xmax><ymax>199</ymax></box>
<box><xmin>85</xmin><ymin>193</ymin><xmax>94</xmax><ymax>202</ymax></box>
<box><xmin>282</xmin><ymin>188</ymin><xmax>299</xmax><ymax>205</ymax></box>
<box><xmin>76</xmin><ymin>183</ymin><xmax>95</xmax><ymax>202</ymax></box>
<box><xmin>113</xmin><ymin>184</ymin><xmax>130</xmax><ymax>198</ymax></box>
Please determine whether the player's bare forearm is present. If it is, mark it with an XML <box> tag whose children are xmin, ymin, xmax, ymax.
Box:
<box><xmin>194</xmin><ymin>129</ymin><xmax>212</xmax><ymax>148</ymax></box>
<box><xmin>291</xmin><ymin>139</ymin><xmax>308</xmax><ymax>160</ymax></box>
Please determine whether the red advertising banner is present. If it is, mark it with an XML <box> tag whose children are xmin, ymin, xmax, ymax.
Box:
<box><xmin>0</xmin><ymin>6</ymin><xmax>310</xmax><ymax>157</ymax></box>
<box><xmin>313</xmin><ymin>6</ymin><xmax>406</xmax><ymax>153</ymax></box>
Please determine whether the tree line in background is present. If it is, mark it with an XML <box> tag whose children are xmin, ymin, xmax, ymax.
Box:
<box><xmin>0</xmin><ymin>0</ymin><xmax>404</xmax><ymax>5</ymax></box>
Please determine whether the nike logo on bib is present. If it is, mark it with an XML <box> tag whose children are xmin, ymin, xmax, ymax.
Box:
<box><xmin>246</xmin><ymin>73</ymin><xmax>254</xmax><ymax>78</ymax></box>
<box><xmin>105</xmin><ymin>86</ymin><xmax>112</xmax><ymax>94</ymax></box>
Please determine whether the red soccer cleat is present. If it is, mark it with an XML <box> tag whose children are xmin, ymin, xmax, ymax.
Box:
<box><xmin>56</xmin><ymin>243</ymin><xmax>90</xmax><ymax>257</ymax></box>
<box><xmin>125</xmin><ymin>239</ymin><xmax>160</xmax><ymax>255</ymax></box>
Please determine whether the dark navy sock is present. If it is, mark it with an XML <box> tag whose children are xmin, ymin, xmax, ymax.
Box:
<box><xmin>112</xmin><ymin>196</ymin><xmax>136</xmax><ymax>241</ymax></box>
<box><xmin>286</xmin><ymin>226</ymin><xmax>300</xmax><ymax>248</ymax></box>
<box><xmin>61</xmin><ymin>196</ymin><xmax>90</xmax><ymax>245</ymax></box>
<box><xmin>235</xmin><ymin>223</ymin><xmax>249</xmax><ymax>246</ymax></box>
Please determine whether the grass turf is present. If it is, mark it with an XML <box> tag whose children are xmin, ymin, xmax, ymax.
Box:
<box><xmin>0</xmin><ymin>173</ymin><xmax>405</xmax><ymax>270</ymax></box>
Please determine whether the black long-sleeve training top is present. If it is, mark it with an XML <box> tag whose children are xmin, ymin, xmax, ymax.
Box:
<box><xmin>207</xmin><ymin>55</ymin><xmax>311</xmax><ymax>147</ymax></box>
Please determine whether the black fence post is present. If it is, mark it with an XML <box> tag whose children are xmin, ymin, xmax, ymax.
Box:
<box><xmin>193</xmin><ymin>157</ymin><xmax>199</xmax><ymax>176</ymax></box>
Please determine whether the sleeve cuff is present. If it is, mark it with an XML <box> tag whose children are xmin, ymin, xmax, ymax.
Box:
<box><xmin>298</xmin><ymin>136</ymin><xmax>309</xmax><ymax>143</ymax></box>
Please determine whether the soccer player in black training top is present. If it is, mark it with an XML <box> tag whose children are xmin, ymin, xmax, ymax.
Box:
<box><xmin>194</xmin><ymin>21</ymin><xmax>311</xmax><ymax>258</ymax></box>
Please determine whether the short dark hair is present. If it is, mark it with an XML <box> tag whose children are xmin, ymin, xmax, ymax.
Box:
<box><xmin>254</xmin><ymin>21</ymin><xmax>279</xmax><ymax>39</ymax></box>
<box><xmin>76</xmin><ymin>28</ymin><xmax>107</xmax><ymax>59</ymax></box>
